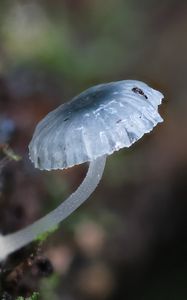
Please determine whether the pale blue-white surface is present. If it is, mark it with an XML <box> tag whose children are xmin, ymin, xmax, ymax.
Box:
<box><xmin>29</xmin><ymin>80</ymin><xmax>164</xmax><ymax>170</ymax></box>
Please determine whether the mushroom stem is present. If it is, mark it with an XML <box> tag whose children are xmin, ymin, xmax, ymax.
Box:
<box><xmin>0</xmin><ymin>155</ymin><xmax>106</xmax><ymax>261</ymax></box>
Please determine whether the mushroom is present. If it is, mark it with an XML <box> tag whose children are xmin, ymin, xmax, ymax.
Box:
<box><xmin>0</xmin><ymin>80</ymin><xmax>164</xmax><ymax>261</ymax></box>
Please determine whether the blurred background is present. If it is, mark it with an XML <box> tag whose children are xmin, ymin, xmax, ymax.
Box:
<box><xmin>0</xmin><ymin>0</ymin><xmax>187</xmax><ymax>299</ymax></box>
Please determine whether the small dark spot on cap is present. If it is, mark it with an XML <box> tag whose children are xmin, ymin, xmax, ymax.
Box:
<box><xmin>116</xmin><ymin>119</ymin><xmax>122</xmax><ymax>124</ymax></box>
<box><xmin>64</xmin><ymin>117</ymin><xmax>69</xmax><ymax>122</ymax></box>
<box><xmin>132</xmin><ymin>87</ymin><xmax>148</xmax><ymax>99</ymax></box>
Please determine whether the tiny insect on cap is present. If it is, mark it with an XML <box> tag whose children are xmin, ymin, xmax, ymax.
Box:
<box><xmin>29</xmin><ymin>80</ymin><xmax>164</xmax><ymax>171</ymax></box>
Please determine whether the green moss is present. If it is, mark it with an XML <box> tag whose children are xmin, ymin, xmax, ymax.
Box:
<box><xmin>16</xmin><ymin>292</ymin><xmax>39</xmax><ymax>300</ymax></box>
<box><xmin>40</xmin><ymin>274</ymin><xmax>60</xmax><ymax>300</ymax></box>
<box><xmin>35</xmin><ymin>225</ymin><xmax>59</xmax><ymax>243</ymax></box>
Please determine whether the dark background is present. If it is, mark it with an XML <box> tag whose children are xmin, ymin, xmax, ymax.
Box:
<box><xmin>0</xmin><ymin>1</ymin><xmax>187</xmax><ymax>299</ymax></box>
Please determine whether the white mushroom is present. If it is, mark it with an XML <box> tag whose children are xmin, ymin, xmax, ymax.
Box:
<box><xmin>0</xmin><ymin>80</ymin><xmax>164</xmax><ymax>261</ymax></box>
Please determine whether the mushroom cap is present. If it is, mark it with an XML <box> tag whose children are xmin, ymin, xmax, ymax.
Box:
<box><xmin>29</xmin><ymin>80</ymin><xmax>164</xmax><ymax>170</ymax></box>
